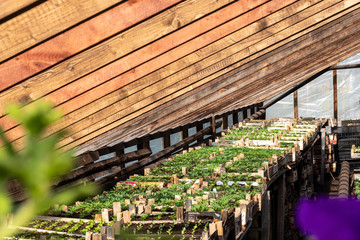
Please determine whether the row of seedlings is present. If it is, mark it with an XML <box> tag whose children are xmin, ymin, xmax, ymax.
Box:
<box><xmin>18</xmin><ymin>148</ymin><xmax>285</xmax><ymax>239</ymax></box>
<box><xmin>15</xmin><ymin>118</ymin><xmax>321</xmax><ymax>239</ymax></box>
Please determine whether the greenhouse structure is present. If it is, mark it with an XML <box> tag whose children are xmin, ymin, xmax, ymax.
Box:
<box><xmin>1</xmin><ymin>0</ymin><xmax>360</xmax><ymax>239</ymax></box>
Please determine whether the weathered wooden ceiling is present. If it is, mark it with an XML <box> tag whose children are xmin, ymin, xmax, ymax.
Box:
<box><xmin>0</xmin><ymin>0</ymin><xmax>360</xmax><ymax>155</ymax></box>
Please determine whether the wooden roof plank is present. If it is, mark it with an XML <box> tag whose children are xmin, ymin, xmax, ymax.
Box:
<box><xmin>0</xmin><ymin>0</ymin><xmax>124</xmax><ymax>62</ymax></box>
<box><xmin>0</xmin><ymin>0</ymin><xmax>39</xmax><ymax>20</ymax></box>
<box><xmin>0</xmin><ymin>0</ymin><xmax>182</xmax><ymax>92</ymax></box>
<box><xmin>0</xmin><ymin>0</ymin><xmax>236</xmax><ymax>115</ymax></box>
<box><xmin>71</xmin><ymin>6</ymin><xmax>360</xmax><ymax>153</ymax></box>
<box><xmin>174</xmin><ymin>17</ymin><xmax>360</xmax><ymax>128</ymax></box>
<box><xmin>0</xmin><ymin>0</ymin><xmax>268</xmax><ymax>132</ymax></box>
<box><xmin>0</xmin><ymin>0</ymin><xmax>290</xmax><ymax>139</ymax></box>
<box><xmin>54</xmin><ymin>0</ymin><xmax>354</xmax><ymax>149</ymax></box>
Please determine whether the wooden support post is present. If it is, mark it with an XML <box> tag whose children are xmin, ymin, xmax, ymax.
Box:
<box><xmin>222</xmin><ymin>114</ymin><xmax>228</xmax><ymax>130</ymax></box>
<box><xmin>277</xmin><ymin>175</ymin><xmax>285</xmax><ymax>240</ymax></box>
<box><xmin>242</xmin><ymin>109</ymin><xmax>247</xmax><ymax>121</ymax></box>
<box><xmin>182</xmin><ymin>126</ymin><xmax>189</xmax><ymax>149</ymax></box>
<box><xmin>333</xmin><ymin>69</ymin><xmax>338</xmax><ymax>120</ymax></box>
<box><xmin>197</xmin><ymin>123</ymin><xmax>203</xmax><ymax>144</ymax></box>
<box><xmin>117</xmin><ymin>149</ymin><xmax>125</xmax><ymax>169</ymax></box>
<box><xmin>163</xmin><ymin>132</ymin><xmax>171</xmax><ymax>149</ymax></box>
<box><xmin>233</xmin><ymin>111</ymin><xmax>239</xmax><ymax>125</ymax></box>
<box><xmin>250</xmin><ymin>105</ymin><xmax>255</xmax><ymax>115</ymax></box>
<box><xmin>211</xmin><ymin>114</ymin><xmax>216</xmax><ymax>140</ymax></box>
<box><xmin>294</xmin><ymin>90</ymin><xmax>298</xmax><ymax>119</ymax></box>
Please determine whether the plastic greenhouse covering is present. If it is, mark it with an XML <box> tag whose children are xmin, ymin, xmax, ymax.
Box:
<box><xmin>266</xmin><ymin>52</ymin><xmax>360</xmax><ymax>124</ymax></box>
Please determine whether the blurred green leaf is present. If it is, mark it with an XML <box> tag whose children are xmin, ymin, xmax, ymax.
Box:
<box><xmin>0</xmin><ymin>100</ymin><xmax>96</xmax><ymax>238</ymax></box>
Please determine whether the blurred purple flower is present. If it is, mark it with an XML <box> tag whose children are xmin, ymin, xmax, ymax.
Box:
<box><xmin>296</xmin><ymin>196</ymin><xmax>360</xmax><ymax>240</ymax></box>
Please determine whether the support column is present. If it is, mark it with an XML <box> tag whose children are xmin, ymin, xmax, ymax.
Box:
<box><xmin>211</xmin><ymin>115</ymin><xmax>216</xmax><ymax>140</ymax></box>
<box><xmin>261</xmin><ymin>190</ymin><xmax>271</xmax><ymax>240</ymax></box>
<box><xmin>294</xmin><ymin>90</ymin><xmax>298</xmax><ymax>119</ymax></box>
<box><xmin>182</xmin><ymin>126</ymin><xmax>189</xmax><ymax>149</ymax></box>
<box><xmin>242</xmin><ymin>109</ymin><xmax>247</xmax><ymax>121</ymax></box>
<box><xmin>333</xmin><ymin>70</ymin><xmax>338</xmax><ymax>121</ymax></box>
<box><xmin>222</xmin><ymin>114</ymin><xmax>228</xmax><ymax>130</ymax></box>
<box><xmin>233</xmin><ymin>111</ymin><xmax>239</xmax><ymax>125</ymax></box>
<box><xmin>163</xmin><ymin>132</ymin><xmax>170</xmax><ymax>149</ymax></box>
<box><xmin>277</xmin><ymin>175</ymin><xmax>285</xmax><ymax>240</ymax></box>
<box><xmin>196</xmin><ymin>123</ymin><xmax>203</xmax><ymax>144</ymax></box>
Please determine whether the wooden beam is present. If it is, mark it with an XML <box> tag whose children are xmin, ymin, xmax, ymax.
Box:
<box><xmin>0</xmin><ymin>0</ymin><xmax>181</xmax><ymax>92</ymax></box>
<box><xmin>0</xmin><ymin>0</ymin><xmax>124</xmax><ymax>62</ymax></box>
<box><xmin>96</xmin><ymin>121</ymin><xmax>222</xmax><ymax>186</ymax></box>
<box><xmin>0</xmin><ymin>0</ymin><xmax>295</xmax><ymax>134</ymax></box>
<box><xmin>277</xmin><ymin>175</ymin><xmax>285</xmax><ymax>240</ymax></box>
<box><xmin>232</xmin><ymin>111</ymin><xmax>239</xmax><ymax>125</ymax></box>
<box><xmin>333</xmin><ymin>69</ymin><xmax>338</xmax><ymax>120</ymax></box>
<box><xmin>182</xmin><ymin>126</ymin><xmax>189</xmax><ymax>150</ymax></box>
<box><xmin>0</xmin><ymin>0</ymin><xmax>39</xmax><ymax>20</ymax></box>
<box><xmin>91</xmin><ymin>7</ymin><xmax>360</xmax><ymax>149</ymax></box>
<box><xmin>61</xmin><ymin>1</ymin><xmax>360</xmax><ymax>153</ymax></box>
<box><xmin>293</xmin><ymin>90</ymin><xmax>299</xmax><ymax>119</ymax></box>
<box><xmin>242</xmin><ymin>110</ymin><xmax>247</xmax><ymax>122</ymax></box>
<box><xmin>222</xmin><ymin>114</ymin><xmax>228</xmax><ymax>130</ymax></box>
<box><xmin>163</xmin><ymin>132</ymin><xmax>171</xmax><ymax>149</ymax></box>
<box><xmin>117</xmin><ymin>12</ymin><xmax>360</xmax><ymax>139</ymax></box>
<box><xmin>250</xmin><ymin>106</ymin><xmax>255</xmax><ymax>115</ymax></box>
<box><xmin>208</xmin><ymin>36</ymin><xmax>360</xmax><ymax>122</ymax></box>
<box><xmin>196</xmin><ymin>124</ymin><xmax>203</xmax><ymax>144</ymax></box>
<box><xmin>0</xmin><ymin>0</ymin><xmax>240</xmax><ymax>117</ymax></box>
<box><xmin>55</xmin><ymin>148</ymin><xmax>152</xmax><ymax>187</ymax></box>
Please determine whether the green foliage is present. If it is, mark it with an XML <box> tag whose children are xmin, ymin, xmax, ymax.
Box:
<box><xmin>0</xmin><ymin>101</ymin><xmax>96</xmax><ymax>238</ymax></box>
